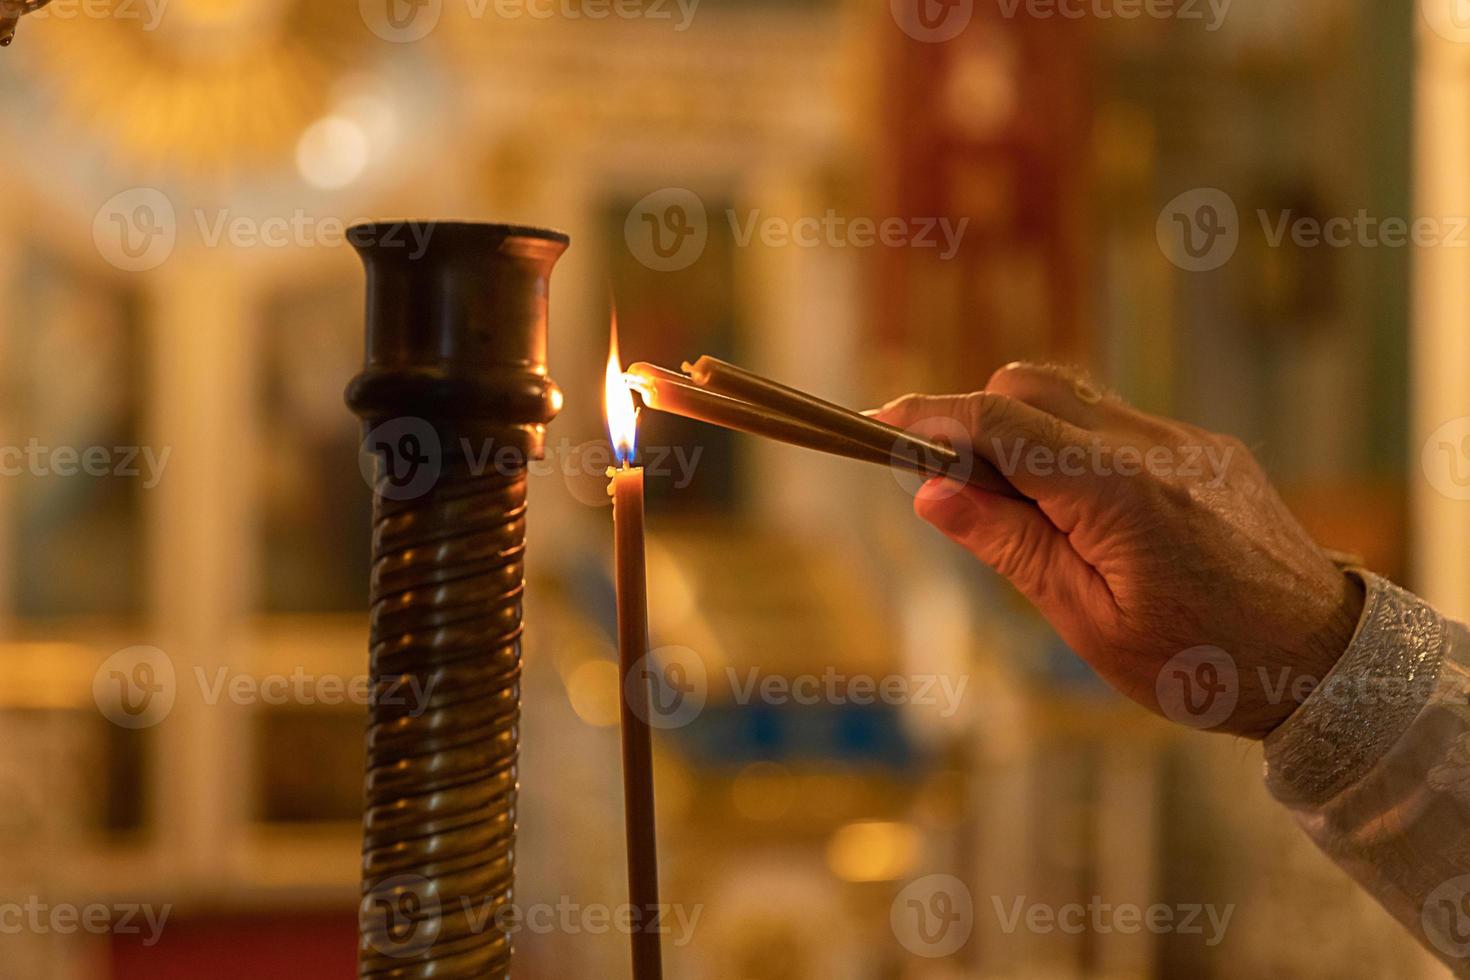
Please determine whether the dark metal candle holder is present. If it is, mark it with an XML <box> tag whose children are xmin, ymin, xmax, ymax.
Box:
<box><xmin>346</xmin><ymin>221</ymin><xmax>568</xmax><ymax>979</ymax></box>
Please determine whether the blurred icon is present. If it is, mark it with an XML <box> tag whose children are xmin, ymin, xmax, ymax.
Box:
<box><xmin>891</xmin><ymin>874</ymin><xmax>973</xmax><ymax>957</ymax></box>
<box><xmin>1156</xmin><ymin>188</ymin><xmax>1239</xmax><ymax>272</ymax></box>
<box><xmin>360</xmin><ymin>0</ymin><xmax>442</xmax><ymax>43</ymax></box>
<box><xmin>93</xmin><ymin>188</ymin><xmax>177</xmax><ymax>273</ymax></box>
<box><xmin>1422</xmin><ymin>417</ymin><xmax>1470</xmax><ymax>500</ymax></box>
<box><xmin>359</xmin><ymin>417</ymin><xmax>443</xmax><ymax>500</ymax></box>
<box><xmin>93</xmin><ymin>646</ymin><xmax>176</xmax><ymax>730</ymax></box>
<box><xmin>891</xmin><ymin>0</ymin><xmax>973</xmax><ymax>43</ymax></box>
<box><xmin>1155</xmin><ymin>645</ymin><xmax>1239</xmax><ymax>730</ymax></box>
<box><xmin>625</xmin><ymin>188</ymin><xmax>708</xmax><ymax>272</ymax></box>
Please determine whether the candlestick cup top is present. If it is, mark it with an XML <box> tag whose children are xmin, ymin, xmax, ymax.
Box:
<box><xmin>345</xmin><ymin>220</ymin><xmax>568</xmax><ymax>454</ymax></box>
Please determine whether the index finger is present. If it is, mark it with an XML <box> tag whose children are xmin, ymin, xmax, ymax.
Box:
<box><xmin>872</xmin><ymin>391</ymin><xmax>1102</xmax><ymax>515</ymax></box>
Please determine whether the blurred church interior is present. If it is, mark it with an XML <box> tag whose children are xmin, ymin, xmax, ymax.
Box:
<box><xmin>0</xmin><ymin>1</ymin><xmax>1460</xmax><ymax>976</ymax></box>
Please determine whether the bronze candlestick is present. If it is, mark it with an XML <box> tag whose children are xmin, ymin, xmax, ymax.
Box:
<box><xmin>346</xmin><ymin>221</ymin><xmax>568</xmax><ymax>978</ymax></box>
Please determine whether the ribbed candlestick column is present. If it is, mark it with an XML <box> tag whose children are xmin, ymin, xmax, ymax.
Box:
<box><xmin>346</xmin><ymin>221</ymin><xmax>567</xmax><ymax>979</ymax></box>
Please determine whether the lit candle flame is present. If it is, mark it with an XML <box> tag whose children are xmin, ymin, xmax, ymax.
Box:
<box><xmin>605</xmin><ymin>314</ymin><xmax>638</xmax><ymax>465</ymax></box>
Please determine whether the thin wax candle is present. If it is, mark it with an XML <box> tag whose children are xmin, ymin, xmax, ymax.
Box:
<box><xmin>606</xmin><ymin>337</ymin><xmax>664</xmax><ymax>980</ymax></box>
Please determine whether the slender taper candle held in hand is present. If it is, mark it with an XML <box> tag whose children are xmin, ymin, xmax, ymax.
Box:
<box><xmin>625</xmin><ymin>358</ymin><xmax>1020</xmax><ymax>497</ymax></box>
<box><xmin>682</xmin><ymin>354</ymin><xmax>958</xmax><ymax>466</ymax></box>
<box><xmin>626</xmin><ymin>362</ymin><xmax>887</xmax><ymax>464</ymax></box>
<box><xmin>606</xmin><ymin>330</ymin><xmax>664</xmax><ymax>980</ymax></box>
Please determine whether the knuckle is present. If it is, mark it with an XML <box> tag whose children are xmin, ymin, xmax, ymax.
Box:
<box><xmin>986</xmin><ymin>361</ymin><xmax>1036</xmax><ymax>391</ymax></box>
<box><xmin>989</xmin><ymin>361</ymin><xmax>1122</xmax><ymax>417</ymax></box>
<box><xmin>975</xmin><ymin>392</ymin><xmax>1078</xmax><ymax>462</ymax></box>
<box><xmin>974</xmin><ymin>388</ymin><xmax>1018</xmax><ymax>418</ymax></box>
<box><xmin>1219</xmin><ymin>433</ymin><xmax>1249</xmax><ymax>455</ymax></box>
<box><xmin>877</xmin><ymin>392</ymin><xmax>924</xmax><ymax>423</ymax></box>
<box><xmin>971</xmin><ymin>391</ymin><xmax>1018</xmax><ymax>436</ymax></box>
<box><xmin>987</xmin><ymin>361</ymin><xmax>1074</xmax><ymax>398</ymax></box>
<box><xmin>992</xmin><ymin>522</ymin><xmax>1050</xmax><ymax>584</ymax></box>
<box><xmin>1141</xmin><ymin>466</ymin><xmax>1194</xmax><ymax>508</ymax></box>
<box><xmin>885</xmin><ymin>391</ymin><xmax>920</xmax><ymax>411</ymax></box>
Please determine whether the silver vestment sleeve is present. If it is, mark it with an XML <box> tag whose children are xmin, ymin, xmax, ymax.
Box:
<box><xmin>1266</xmin><ymin>570</ymin><xmax>1470</xmax><ymax>975</ymax></box>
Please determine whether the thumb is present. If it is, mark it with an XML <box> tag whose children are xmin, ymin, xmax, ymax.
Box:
<box><xmin>916</xmin><ymin>479</ymin><xmax>1114</xmax><ymax>634</ymax></box>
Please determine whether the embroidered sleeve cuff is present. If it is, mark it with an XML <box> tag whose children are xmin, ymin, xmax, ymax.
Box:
<box><xmin>1264</xmin><ymin>570</ymin><xmax>1446</xmax><ymax>808</ymax></box>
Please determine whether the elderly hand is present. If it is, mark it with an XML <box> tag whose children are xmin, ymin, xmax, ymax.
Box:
<box><xmin>874</xmin><ymin>362</ymin><xmax>1364</xmax><ymax>739</ymax></box>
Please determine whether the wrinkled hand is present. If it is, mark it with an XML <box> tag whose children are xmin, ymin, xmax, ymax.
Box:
<box><xmin>874</xmin><ymin>362</ymin><xmax>1364</xmax><ymax>739</ymax></box>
